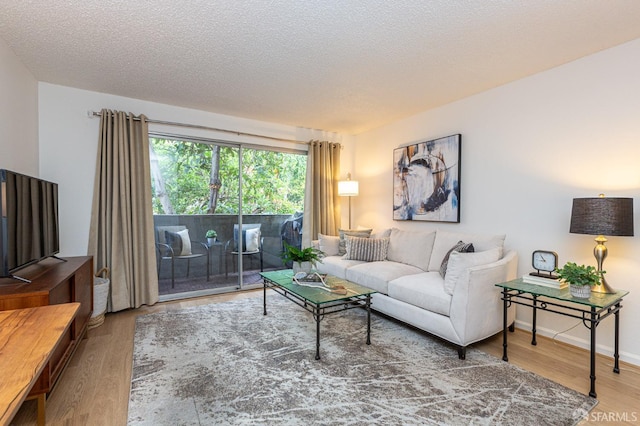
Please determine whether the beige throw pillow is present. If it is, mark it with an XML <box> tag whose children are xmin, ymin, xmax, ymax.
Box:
<box><xmin>318</xmin><ymin>233</ymin><xmax>340</xmax><ymax>256</ymax></box>
<box><xmin>443</xmin><ymin>248</ymin><xmax>502</xmax><ymax>295</ymax></box>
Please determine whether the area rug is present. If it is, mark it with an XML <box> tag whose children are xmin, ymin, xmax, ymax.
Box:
<box><xmin>128</xmin><ymin>294</ymin><xmax>597</xmax><ymax>425</ymax></box>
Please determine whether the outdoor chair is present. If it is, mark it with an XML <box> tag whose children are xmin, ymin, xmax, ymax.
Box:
<box><xmin>225</xmin><ymin>223</ymin><xmax>264</xmax><ymax>277</ymax></box>
<box><xmin>156</xmin><ymin>225</ymin><xmax>210</xmax><ymax>288</ymax></box>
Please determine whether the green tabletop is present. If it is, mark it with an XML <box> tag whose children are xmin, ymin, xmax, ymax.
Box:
<box><xmin>496</xmin><ymin>278</ymin><xmax>629</xmax><ymax>309</ymax></box>
<box><xmin>260</xmin><ymin>269</ymin><xmax>376</xmax><ymax>305</ymax></box>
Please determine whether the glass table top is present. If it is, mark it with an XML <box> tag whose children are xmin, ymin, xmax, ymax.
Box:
<box><xmin>260</xmin><ymin>269</ymin><xmax>376</xmax><ymax>305</ymax></box>
<box><xmin>496</xmin><ymin>278</ymin><xmax>629</xmax><ymax>309</ymax></box>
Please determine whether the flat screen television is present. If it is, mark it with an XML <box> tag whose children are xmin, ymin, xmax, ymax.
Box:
<box><xmin>0</xmin><ymin>169</ymin><xmax>61</xmax><ymax>282</ymax></box>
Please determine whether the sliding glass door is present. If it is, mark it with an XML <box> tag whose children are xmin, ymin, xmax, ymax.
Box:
<box><xmin>149</xmin><ymin>135</ymin><xmax>306</xmax><ymax>300</ymax></box>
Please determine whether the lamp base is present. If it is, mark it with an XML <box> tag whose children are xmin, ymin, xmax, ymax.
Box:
<box><xmin>591</xmin><ymin>275</ymin><xmax>616</xmax><ymax>294</ymax></box>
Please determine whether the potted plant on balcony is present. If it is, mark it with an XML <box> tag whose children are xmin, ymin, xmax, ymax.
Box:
<box><xmin>281</xmin><ymin>242</ymin><xmax>324</xmax><ymax>274</ymax></box>
<box><xmin>555</xmin><ymin>262</ymin><xmax>602</xmax><ymax>299</ymax></box>
<box><xmin>205</xmin><ymin>229</ymin><xmax>217</xmax><ymax>245</ymax></box>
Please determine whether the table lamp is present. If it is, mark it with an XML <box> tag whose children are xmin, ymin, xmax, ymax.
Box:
<box><xmin>338</xmin><ymin>173</ymin><xmax>359</xmax><ymax>229</ymax></box>
<box><xmin>569</xmin><ymin>194</ymin><xmax>634</xmax><ymax>293</ymax></box>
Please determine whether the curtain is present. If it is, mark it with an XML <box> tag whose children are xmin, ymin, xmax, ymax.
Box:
<box><xmin>302</xmin><ymin>140</ymin><xmax>341</xmax><ymax>247</ymax></box>
<box><xmin>88</xmin><ymin>109</ymin><xmax>159</xmax><ymax>311</ymax></box>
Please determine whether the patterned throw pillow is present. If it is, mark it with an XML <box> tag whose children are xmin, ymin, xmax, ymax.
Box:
<box><xmin>439</xmin><ymin>240</ymin><xmax>474</xmax><ymax>277</ymax></box>
<box><xmin>338</xmin><ymin>228</ymin><xmax>372</xmax><ymax>256</ymax></box>
<box><xmin>344</xmin><ymin>236</ymin><xmax>390</xmax><ymax>262</ymax></box>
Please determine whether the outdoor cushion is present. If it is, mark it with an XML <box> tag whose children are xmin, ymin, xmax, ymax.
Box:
<box><xmin>165</xmin><ymin>229</ymin><xmax>192</xmax><ymax>256</ymax></box>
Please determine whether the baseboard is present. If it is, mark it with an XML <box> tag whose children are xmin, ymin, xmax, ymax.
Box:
<box><xmin>514</xmin><ymin>319</ymin><xmax>640</xmax><ymax>367</ymax></box>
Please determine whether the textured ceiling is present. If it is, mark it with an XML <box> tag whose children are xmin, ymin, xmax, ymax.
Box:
<box><xmin>2</xmin><ymin>1</ymin><xmax>640</xmax><ymax>134</ymax></box>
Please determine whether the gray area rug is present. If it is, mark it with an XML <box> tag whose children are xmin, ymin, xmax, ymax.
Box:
<box><xmin>128</xmin><ymin>294</ymin><xmax>597</xmax><ymax>425</ymax></box>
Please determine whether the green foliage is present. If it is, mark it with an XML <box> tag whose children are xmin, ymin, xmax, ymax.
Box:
<box><xmin>281</xmin><ymin>242</ymin><xmax>324</xmax><ymax>266</ymax></box>
<box><xmin>150</xmin><ymin>138</ymin><xmax>307</xmax><ymax>215</ymax></box>
<box><xmin>555</xmin><ymin>262</ymin><xmax>602</xmax><ymax>286</ymax></box>
<box><xmin>205</xmin><ymin>229</ymin><xmax>217</xmax><ymax>238</ymax></box>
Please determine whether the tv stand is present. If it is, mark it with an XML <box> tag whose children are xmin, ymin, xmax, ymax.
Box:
<box><xmin>0</xmin><ymin>256</ymin><xmax>93</xmax><ymax>399</ymax></box>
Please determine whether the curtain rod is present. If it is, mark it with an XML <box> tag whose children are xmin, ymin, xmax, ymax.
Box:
<box><xmin>88</xmin><ymin>110</ymin><xmax>307</xmax><ymax>144</ymax></box>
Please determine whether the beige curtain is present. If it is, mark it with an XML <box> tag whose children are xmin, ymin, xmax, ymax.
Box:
<box><xmin>88</xmin><ymin>109</ymin><xmax>159</xmax><ymax>311</ymax></box>
<box><xmin>302</xmin><ymin>140</ymin><xmax>341</xmax><ymax>247</ymax></box>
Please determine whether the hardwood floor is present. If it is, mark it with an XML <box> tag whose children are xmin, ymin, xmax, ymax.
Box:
<box><xmin>11</xmin><ymin>290</ymin><xmax>640</xmax><ymax>425</ymax></box>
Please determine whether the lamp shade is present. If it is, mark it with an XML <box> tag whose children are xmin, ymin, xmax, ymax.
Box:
<box><xmin>338</xmin><ymin>180</ymin><xmax>359</xmax><ymax>197</ymax></box>
<box><xmin>570</xmin><ymin>197</ymin><xmax>634</xmax><ymax>236</ymax></box>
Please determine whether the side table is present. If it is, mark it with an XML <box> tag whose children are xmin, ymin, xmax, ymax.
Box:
<box><xmin>496</xmin><ymin>278</ymin><xmax>628</xmax><ymax>398</ymax></box>
<box><xmin>206</xmin><ymin>242</ymin><xmax>224</xmax><ymax>276</ymax></box>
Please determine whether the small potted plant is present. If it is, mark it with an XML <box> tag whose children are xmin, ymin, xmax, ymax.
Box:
<box><xmin>555</xmin><ymin>262</ymin><xmax>602</xmax><ymax>299</ymax></box>
<box><xmin>281</xmin><ymin>242</ymin><xmax>324</xmax><ymax>274</ymax></box>
<box><xmin>205</xmin><ymin>229</ymin><xmax>217</xmax><ymax>245</ymax></box>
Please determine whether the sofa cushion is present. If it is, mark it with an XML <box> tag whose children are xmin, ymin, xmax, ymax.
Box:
<box><xmin>338</xmin><ymin>228</ymin><xmax>372</xmax><ymax>255</ymax></box>
<box><xmin>317</xmin><ymin>256</ymin><xmax>364</xmax><ymax>279</ymax></box>
<box><xmin>388</xmin><ymin>272</ymin><xmax>452</xmax><ymax>316</ymax></box>
<box><xmin>428</xmin><ymin>230</ymin><xmax>506</xmax><ymax>272</ymax></box>
<box><xmin>344</xmin><ymin>236</ymin><xmax>390</xmax><ymax>262</ymax></box>
<box><xmin>439</xmin><ymin>241</ymin><xmax>474</xmax><ymax>277</ymax></box>
<box><xmin>346</xmin><ymin>261</ymin><xmax>423</xmax><ymax>294</ymax></box>
<box><xmin>443</xmin><ymin>247</ymin><xmax>503</xmax><ymax>295</ymax></box>
<box><xmin>318</xmin><ymin>233</ymin><xmax>340</xmax><ymax>256</ymax></box>
<box><xmin>386</xmin><ymin>228</ymin><xmax>436</xmax><ymax>271</ymax></box>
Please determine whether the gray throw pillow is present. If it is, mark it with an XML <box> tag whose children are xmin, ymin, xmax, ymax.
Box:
<box><xmin>343</xmin><ymin>236</ymin><xmax>390</xmax><ymax>262</ymax></box>
<box><xmin>338</xmin><ymin>228</ymin><xmax>372</xmax><ymax>256</ymax></box>
<box><xmin>439</xmin><ymin>240</ymin><xmax>474</xmax><ymax>278</ymax></box>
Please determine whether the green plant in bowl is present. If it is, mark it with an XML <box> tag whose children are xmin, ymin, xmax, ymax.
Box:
<box><xmin>555</xmin><ymin>262</ymin><xmax>602</xmax><ymax>298</ymax></box>
<box><xmin>555</xmin><ymin>262</ymin><xmax>602</xmax><ymax>286</ymax></box>
<box><xmin>281</xmin><ymin>242</ymin><xmax>324</xmax><ymax>268</ymax></box>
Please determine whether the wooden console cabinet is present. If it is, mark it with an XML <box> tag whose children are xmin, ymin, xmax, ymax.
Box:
<box><xmin>0</xmin><ymin>256</ymin><xmax>93</xmax><ymax>397</ymax></box>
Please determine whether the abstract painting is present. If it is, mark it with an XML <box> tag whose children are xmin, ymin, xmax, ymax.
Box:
<box><xmin>393</xmin><ymin>134</ymin><xmax>461</xmax><ymax>222</ymax></box>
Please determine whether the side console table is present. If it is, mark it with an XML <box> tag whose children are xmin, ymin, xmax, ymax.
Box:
<box><xmin>496</xmin><ymin>278</ymin><xmax>628</xmax><ymax>398</ymax></box>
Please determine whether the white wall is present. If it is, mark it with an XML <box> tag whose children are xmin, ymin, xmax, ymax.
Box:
<box><xmin>0</xmin><ymin>37</ymin><xmax>38</xmax><ymax>174</ymax></box>
<box><xmin>38</xmin><ymin>83</ymin><xmax>341</xmax><ymax>258</ymax></box>
<box><xmin>353</xmin><ymin>38</ymin><xmax>640</xmax><ymax>366</ymax></box>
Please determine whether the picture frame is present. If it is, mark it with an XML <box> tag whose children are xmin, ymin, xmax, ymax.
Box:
<box><xmin>393</xmin><ymin>134</ymin><xmax>461</xmax><ymax>222</ymax></box>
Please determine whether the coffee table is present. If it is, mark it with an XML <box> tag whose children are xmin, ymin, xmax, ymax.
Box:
<box><xmin>260</xmin><ymin>270</ymin><xmax>376</xmax><ymax>360</ymax></box>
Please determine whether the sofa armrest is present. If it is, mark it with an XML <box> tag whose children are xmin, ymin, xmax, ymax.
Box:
<box><xmin>449</xmin><ymin>250</ymin><xmax>518</xmax><ymax>345</ymax></box>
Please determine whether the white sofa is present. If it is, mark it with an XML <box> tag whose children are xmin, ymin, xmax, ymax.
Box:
<box><xmin>314</xmin><ymin>227</ymin><xmax>517</xmax><ymax>359</ymax></box>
